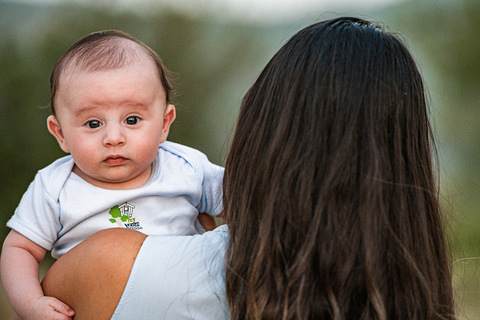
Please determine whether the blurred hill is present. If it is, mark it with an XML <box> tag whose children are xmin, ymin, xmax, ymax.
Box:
<box><xmin>1</xmin><ymin>0</ymin><xmax>479</xmax><ymax>318</ymax></box>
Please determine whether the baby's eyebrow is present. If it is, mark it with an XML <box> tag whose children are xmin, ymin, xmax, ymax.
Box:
<box><xmin>74</xmin><ymin>102</ymin><xmax>149</xmax><ymax>118</ymax></box>
<box><xmin>75</xmin><ymin>105</ymin><xmax>99</xmax><ymax>118</ymax></box>
<box><xmin>123</xmin><ymin>102</ymin><xmax>150</xmax><ymax>110</ymax></box>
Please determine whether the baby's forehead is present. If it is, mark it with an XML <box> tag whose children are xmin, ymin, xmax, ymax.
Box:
<box><xmin>60</xmin><ymin>56</ymin><xmax>156</xmax><ymax>81</ymax></box>
<box><xmin>61</xmin><ymin>37</ymin><xmax>156</xmax><ymax>78</ymax></box>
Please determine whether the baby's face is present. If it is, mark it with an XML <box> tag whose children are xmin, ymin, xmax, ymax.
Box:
<box><xmin>48</xmin><ymin>60</ymin><xmax>175</xmax><ymax>189</ymax></box>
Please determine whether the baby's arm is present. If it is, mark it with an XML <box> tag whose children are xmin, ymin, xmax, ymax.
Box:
<box><xmin>1</xmin><ymin>230</ymin><xmax>75</xmax><ymax>320</ymax></box>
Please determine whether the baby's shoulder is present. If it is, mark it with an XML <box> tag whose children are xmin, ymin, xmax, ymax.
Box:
<box><xmin>159</xmin><ymin>141</ymin><xmax>209</xmax><ymax>168</ymax></box>
<box><xmin>37</xmin><ymin>155</ymin><xmax>75</xmax><ymax>198</ymax></box>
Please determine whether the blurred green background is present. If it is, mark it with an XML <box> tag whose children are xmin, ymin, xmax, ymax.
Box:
<box><xmin>1</xmin><ymin>0</ymin><xmax>479</xmax><ymax>318</ymax></box>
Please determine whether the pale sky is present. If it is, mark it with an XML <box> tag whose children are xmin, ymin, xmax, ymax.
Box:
<box><xmin>20</xmin><ymin>0</ymin><xmax>405</xmax><ymax>23</ymax></box>
<box><xmin>138</xmin><ymin>0</ymin><xmax>404</xmax><ymax>22</ymax></box>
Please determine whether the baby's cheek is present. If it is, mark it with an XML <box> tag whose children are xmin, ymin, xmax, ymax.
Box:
<box><xmin>135</xmin><ymin>142</ymin><xmax>160</xmax><ymax>163</ymax></box>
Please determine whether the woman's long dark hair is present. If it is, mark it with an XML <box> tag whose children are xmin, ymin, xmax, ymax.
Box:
<box><xmin>223</xmin><ymin>17</ymin><xmax>454</xmax><ymax>319</ymax></box>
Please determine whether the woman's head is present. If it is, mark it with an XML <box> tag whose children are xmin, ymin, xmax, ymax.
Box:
<box><xmin>224</xmin><ymin>17</ymin><xmax>454</xmax><ymax>319</ymax></box>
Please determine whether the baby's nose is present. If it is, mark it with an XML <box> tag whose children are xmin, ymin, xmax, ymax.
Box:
<box><xmin>103</xmin><ymin>123</ymin><xmax>126</xmax><ymax>146</ymax></box>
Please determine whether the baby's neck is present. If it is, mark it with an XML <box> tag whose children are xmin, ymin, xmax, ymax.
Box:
<box><xmin>72</xmin><ymin>164</ymin><xmax>152</xmax><ymax>190</ymax></box>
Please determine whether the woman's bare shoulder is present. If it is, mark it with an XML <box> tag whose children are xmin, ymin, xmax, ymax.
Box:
<box><xmin>42</xmin><ymin>228</ymin><xmax>147</xmax><ymax>320</ymax></box>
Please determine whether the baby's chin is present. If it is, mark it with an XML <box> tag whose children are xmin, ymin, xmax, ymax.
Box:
<box><xmin>73</xmin><ymin>167</ymin><xmax>150</xmax><ymax>190</ymax></box>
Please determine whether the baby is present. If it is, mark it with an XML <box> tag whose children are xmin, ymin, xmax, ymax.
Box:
<box><xmin>0</xmin><ymin>30</ymin><xmax>223</xmax><ymax>319</ymax></box>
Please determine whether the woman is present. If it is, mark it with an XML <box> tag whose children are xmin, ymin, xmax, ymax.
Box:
<box><xmin>41</xmin><ymin>17</ymin><xmax>455</xmax><ymax>319</ymax></box>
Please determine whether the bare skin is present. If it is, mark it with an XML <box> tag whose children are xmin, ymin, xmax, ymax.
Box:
<box><xmin>41</xmin><ymin>228</ymin><xmax>147</xmax><ymax>320</ymax></box>
<box><xmin>198</xmin><ymin>212</ymin><xmax>220</xmax><ymax>231</ymax></box>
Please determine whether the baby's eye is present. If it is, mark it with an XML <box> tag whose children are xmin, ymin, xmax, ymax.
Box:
<box><xmin>86</xmin><ymin>120</ymin><xmax>102</xmax><ymax>128</ymax></box>
<box><xmin>125</xmin><ymin>116</ymin><xmax>139</xmax><ymax>125</ymax></box>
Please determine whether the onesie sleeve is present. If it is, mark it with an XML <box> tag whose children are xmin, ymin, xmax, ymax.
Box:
<box><xmin>6</xmin><ymin>173</ymin><xmax>62</xmax><ymax>251</ymax></box>
<box><xmin>159</xmin><ymin>141</ymin><xmax>224</xmax><ymax>217</ymax></box>
<box><xmin>111</xmin><ymin>225</ymin><xmax>229</xmax><ymax>320</ymax></box>
<box><xmin>197</xmin><ymin>155</ymin><xmax>224</xmax><ymax>216</ymax></box>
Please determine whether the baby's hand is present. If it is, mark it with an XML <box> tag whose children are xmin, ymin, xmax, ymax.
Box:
<box><xmin>24</xmin><ymin>296</ymin><xmax>75</xmax><ymax>320</ymax></box>
<box><xmin>198</xmin><ymin>212</ymin><xmax>218</xmax><ymax>231</ymax></box>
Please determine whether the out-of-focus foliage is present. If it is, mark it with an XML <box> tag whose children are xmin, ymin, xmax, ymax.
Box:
<box><xmin>381</xmin><ymin>0</ymin><xmax>480</xmax><ymax>317</ymax></box>
<box><xmin>0</xmin><ymin>0</ymin><xmax>479</xmax><ymax>318</ymax></box>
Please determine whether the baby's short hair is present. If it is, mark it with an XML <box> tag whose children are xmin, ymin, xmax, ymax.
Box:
<box><xmin>50</xmin><ymin>30</ymin><xmax>174</xmax><ymax>115</ymax></box>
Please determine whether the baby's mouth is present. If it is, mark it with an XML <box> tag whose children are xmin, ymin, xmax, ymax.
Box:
<box><xmin>104</xmin><ymin>155</ymin><xmax>128</xmax><ymax>166</ymax></box>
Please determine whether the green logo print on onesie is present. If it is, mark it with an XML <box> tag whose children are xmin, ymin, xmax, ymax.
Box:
<box><xmin>108</xmin><ymin>205</ymin><xmax>129</xmax><ymax>224</ymax></box>
<box><xmin>108</xmin><ymin>203</ymin><xmax>143</xmax><ymax>230</ymax></box>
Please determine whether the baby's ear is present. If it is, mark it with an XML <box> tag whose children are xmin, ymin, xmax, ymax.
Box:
<box><xmin>47</xmin><ymin>115</ymin><xmax>70</xmax><ymax>153</ymax></box>
<box><xmin>160</xmin><ymin>104</ymin><xmax>176</xmax><ymax>143</ymax></box>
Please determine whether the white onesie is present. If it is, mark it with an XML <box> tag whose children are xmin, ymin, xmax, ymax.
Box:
<box><xmin>7</xmin><ymin>141</ymin><xmax>224</xmax><ymax>259</ymax></box>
